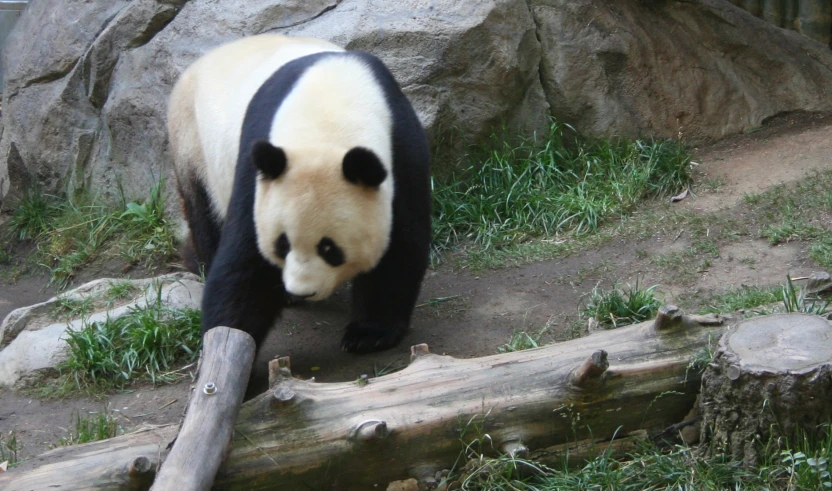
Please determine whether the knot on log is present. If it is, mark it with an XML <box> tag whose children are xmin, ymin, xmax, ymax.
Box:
<box><xmin>349</xmin><ymin>420</ymin><xmax>389</xmax><ymax>442</ymax></box>
<box><xmin>128</xmin><ymin>456</ymin><xmax>153</xmax><ymax>476</ymax></box>
<box><xmin>653</xmin><ymin>305</ymin><xmax>683</xmax><ymax>331</ymax></box>
<box><xmin>410</xmin><ymin>343</ymin><xmax>431</xmax><ymax>362</ymax></box>
<box><xmin>571</xmin><ymin>350</ymin><xmax>609</xmax><ymax>388</ymax></box>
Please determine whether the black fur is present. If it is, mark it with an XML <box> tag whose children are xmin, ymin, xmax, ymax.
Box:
<box><xmin>196</xmin><ymin>51</ymin><xmax>431</xmax><ymax>353</ymax></box>
<box><xmin>252</xmin><ymin>141</ymin><xmax>287</xmax><ymax>180</ymax></box>
<box><xmin>177</xmin><ymin>175</ymin><xmax>222</xmax><ymax>276</ymax></box>
<box><xmin>342</xmin><ymin>147</ymin><xmax>387</xmax><ymax>187</ymax></box>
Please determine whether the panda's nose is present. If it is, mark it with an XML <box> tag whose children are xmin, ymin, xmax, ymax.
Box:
<box><xmin>287</xmin><ymin>292</ymin><xmax>316</xmax><ymax>303</ymax></box>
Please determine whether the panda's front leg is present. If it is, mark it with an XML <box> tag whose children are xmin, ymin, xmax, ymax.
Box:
<box><xmin>343</xmin><ymin>240</ymin><xmax>428</xmax><ymax>353</ymax></box>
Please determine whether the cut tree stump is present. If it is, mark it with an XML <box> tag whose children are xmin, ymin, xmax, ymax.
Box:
<box><xmin>699</xmin><ymin>313</ymin><xmax>832</xmax><ymax>465</ymax></box>
<box><xmin>0</xmin><ymin>306</ymin><xmax>735</xmax><ymax>490</ymax></box>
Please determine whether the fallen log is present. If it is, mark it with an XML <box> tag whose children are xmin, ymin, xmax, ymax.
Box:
<box><xmin>0</xmin><ymin>306</ymin><xmax>736</xmax><ymax>490</ymax></box>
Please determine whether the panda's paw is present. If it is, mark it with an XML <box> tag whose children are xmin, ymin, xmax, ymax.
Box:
<box><xmin>341</xmin><ymin>322</ymin><xmax>404</xmax><ymax>353</ymax></box>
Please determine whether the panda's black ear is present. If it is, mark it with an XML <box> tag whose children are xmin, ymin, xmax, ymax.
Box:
<box><xmin>342</xmin><ymin>147</ymin><xmax>387</xmax><ymax>188</ymax></box>
<box><xmin>252</xmin><ymin>141</ymin><xmax>287</xmax><ymax>180</ymax></box>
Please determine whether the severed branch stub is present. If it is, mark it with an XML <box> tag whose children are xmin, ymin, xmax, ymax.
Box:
<box><xmin>268</xmin><ymin>356</ymin><xmax>292</xmax><ymax>386</ymax></box>
<box><xmin>410</xmin><ymin>343</ymin><xmax>431</xmax><ymax>362</ymax></box>
<box><xmin>571</xmin><ymin>350</ymin><xmax>609</xmax><ymax>387</ymax></box>
<box><xmin>653</xmin><ymin>305</ymin><xmax>684</xmax><ymax>331</ymax></box>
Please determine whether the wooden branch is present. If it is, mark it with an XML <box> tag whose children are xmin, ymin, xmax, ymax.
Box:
<box><xmin>0</xmin><ymin>308</ymin><xmax>737</xmax><ymax>490</ymax></box>
<box><xmin>151</xmin><ymin>327</ymin><xmax>255</xmax><ymax>490</ymax></box>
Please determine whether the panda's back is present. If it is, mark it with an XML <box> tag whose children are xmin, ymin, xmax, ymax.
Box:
<box><xmin>181</xmin><ymin>35</ymin><xmax>344</xmax><ymax>217</ymax></box>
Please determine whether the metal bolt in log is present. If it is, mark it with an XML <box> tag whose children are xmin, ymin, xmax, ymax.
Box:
<box><xmin>272</xmin><ymin>387</ymin><xmax>296</xmax><ymax>408</ymax></box>
<box><xmin>150</xmin><ymin>326</ymin><xmax>256</xmax><ymax>490</ymax></box>
<box><xmin>571</xmin><ymin>350</ymin><xmax>609</xmax><ymax>388</ymax></box>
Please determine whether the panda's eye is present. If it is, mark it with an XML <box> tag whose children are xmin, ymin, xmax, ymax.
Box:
<box><xmin>317</xmin><ymin>237</ymin><xmax>344</xmax><ymax>267</ymax></box>
<box><xmin>275</xmin><ymin>233</ymin><xmax>290</xmax><ymax>260</ymax></box>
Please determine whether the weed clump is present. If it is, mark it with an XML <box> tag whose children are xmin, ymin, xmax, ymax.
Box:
<box><xmin>4</xmin><ymin>180</ymin><xmax>176</xmax><ymax>288</ymax></box>
<box><xmin>582</xmin><ymin>280</ymin><xmax>661</xmax><ymax>329</ymax></box>
<box><xmin>59</xmin><ymin>284</ymin><xmax>201</xmax><ymax>390</ymax></box>
<box><xmin>432</xmin><ymin>121</ymin><xmax>692</xmax><ymax>255</ymax></box>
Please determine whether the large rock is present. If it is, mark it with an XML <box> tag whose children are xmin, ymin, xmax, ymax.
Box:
<box><xmin>1</xmin><ymin>0</ymin><xmax>832</xmax><ymax>205</ymax></box>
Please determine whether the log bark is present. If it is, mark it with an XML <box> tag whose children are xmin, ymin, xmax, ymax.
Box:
<box><xmin>699</xmin><ymin>313</ymin><xmax>832</xmax><ymax>465</ymax></box>
<box><xmin>150</xmin><ymin>327</ymin><xmax>255</xmax><ymax>490</ymax></box>
<box><xmin>0</xmin><ymin>306</ymin><xmax>736</xmax><ymax>490</ymax></box>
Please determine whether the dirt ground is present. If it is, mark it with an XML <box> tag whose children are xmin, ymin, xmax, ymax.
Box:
<box><xmin>1</xmin><ymin>112</ymin><xmax>830</xmax><ymax>461</ymax></box>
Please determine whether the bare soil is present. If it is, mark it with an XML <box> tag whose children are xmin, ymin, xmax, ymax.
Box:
<box><xmin>1</xmin><ymin>112</ymin><xmax>831</xmax><ymax>462</ymax></box>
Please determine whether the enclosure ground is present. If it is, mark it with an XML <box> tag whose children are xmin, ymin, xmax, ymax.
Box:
<box><xmin>1</xmin><ymin>111</ymin><xmax>831</xmax><ymax>462</ymax></box>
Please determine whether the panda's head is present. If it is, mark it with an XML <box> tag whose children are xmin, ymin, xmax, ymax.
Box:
<box><xmin>252</xmin><ymin>141</ymin><xmax>393</xmax><ymax>301</ymax></box>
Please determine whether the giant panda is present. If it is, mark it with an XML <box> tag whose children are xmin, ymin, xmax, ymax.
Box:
<box><xmin>167</xmin><ymin>34</ymin><xmax>431</xmax><ymax>353</ymax></box>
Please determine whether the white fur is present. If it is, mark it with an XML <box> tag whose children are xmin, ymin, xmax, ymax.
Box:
<box><xmin>169</xmin><ymin>34</ymin><xmax>395</xmax><ymax>301</ymax></box>
<box><xmin>255</xmin><ymin>56</ymin><xmax>394</xmax><ymax>300</ymax></box>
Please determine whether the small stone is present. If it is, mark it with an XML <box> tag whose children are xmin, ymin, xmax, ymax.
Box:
<box><xmin>386</xmin><ymin>478</ymin><xmax>419</xmax><ymax>491</ymax></box>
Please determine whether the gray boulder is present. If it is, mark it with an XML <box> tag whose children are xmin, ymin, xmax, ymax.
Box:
<box><xmin>0</xmin><ymin>272</ymin><xmax>203</xmax><ymax>388</ymax></box>
<box><xmin>1</xmin><ymin>0</ymin><xmax>831</xmax><ymax>207</ymax></box>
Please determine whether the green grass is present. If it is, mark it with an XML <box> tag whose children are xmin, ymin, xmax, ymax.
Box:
<box><xmin>0</xmin><ymin>430</ymin><xmax>21</xmax><ymax>467</ymax></box>
<box><xmin>59</xmin><ymin>408</ymin><xmax>121</xmax><ymax>446</ymax></box>
<box><xmin>449</xmin><ymin>424</ymin><xmax>832</xmax><ymax>491</ymax></box>
<box><xmin>104</xmin><ymin>281</ymin><xmax>140</xmax><ymax>307</ymax></box>
<box><xmin>699</xmin><ymin>285</ymin><xmax>781</xmax><ymax>315</ymax></box>
<box><xmin>431</xmin><ymin>120</ymin><xmax>692</xmax><ymax>258</ymax></box>
<box><xmin>58</xmin><ymin>283</ymin><xmax>201</xmax><ymax>391</ymax></box>
<box><xmin>51</xmin><ymin>296</ymin><xmax>95</xmax><ymax>321</ymax></box>
<box><xmin>582</xmin><ymin>280</ymin><xmax>662</xmax><ymax>329</ymax></box>
<box><xmin>4</xmin><ymin>180</ymin><xmax>177</xmax><ymax>288</ymax></box>
<box><xmin>781</xmin><ymin>275</ymin><xmax>830</xmax><ymax>316</ymax></box>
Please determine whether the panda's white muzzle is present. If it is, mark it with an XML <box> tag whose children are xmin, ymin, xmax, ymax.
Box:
<box><xmin>282</xmin><ymin>253</ymin><xmax>337</xmax><ymax>301</ymax></box>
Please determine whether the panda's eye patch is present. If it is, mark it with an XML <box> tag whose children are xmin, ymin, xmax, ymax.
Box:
<box><xmin>317</xmin><ymin>237</ymin><xmax>344</xmax><ymax>267</ymax></box>
<box><xmin>276</xmin><ymin>233</ymin><xmax>290</xmax><ymax>260</ymax></box>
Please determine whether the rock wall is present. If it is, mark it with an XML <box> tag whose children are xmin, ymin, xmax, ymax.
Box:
<box><xmin>1</xmin><ymin>0</ymin><xmax>832</xmax><ymax>206</ymax></box>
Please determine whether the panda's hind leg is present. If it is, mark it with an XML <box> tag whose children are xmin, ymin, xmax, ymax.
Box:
<box><xmin>177</xmin><ymin>175</ymin><xmax>222</xmax><ymax>276</ymax></box>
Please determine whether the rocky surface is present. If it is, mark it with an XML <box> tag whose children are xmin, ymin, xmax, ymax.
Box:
<box><xmin>1</xmin><ymin>0</ymin><xmax>832</xmax><ymax>206</ymax></box>
<box><xmin>0</xmin><ymin>272</ymin><xmax>202</xmax><ymax>388</ymax></box>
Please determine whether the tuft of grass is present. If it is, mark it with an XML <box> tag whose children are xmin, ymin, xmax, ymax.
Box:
<box><xmin>119</xmin><ymin>180</ymin><xmax>177</xmax><ymax>265</ymax></box>
<box><xmin>582</xmin><ymin>280</ymin><xmax>661</xmax><ymax>329</ymax></box>
<box><xmin>5</xmin><ymin>181</ymin><xmax>177</xmax><ymax>288</ymax></box>
<box><xmin>432</xmin><ymin>120</ymin><xmax>692</xmax><ymax>256</ymax></box>
<box><xmin>699</xmin><ymin>285</ymin><xmax>781</xmax><ymax>315</ymax></box>
<box><xmin>781</xmin><ymin>275</ymin><xmax>830</xmax><ymax>316</ymax></box>
<box><xmin>59</xmin><ymin>284</ymin><xmax>201</xmax><ymax>390</ymax></box>
<box><xmin>105</xmin><ymin>281</ymin><xmax>139</xmax><ymax>307</ymax></box>
<box><xmin>59</xmin><ymin>408</ymin><xmax>121</xmax><ymax>446</ymax></box>
<box><xmin>0</xmin><ymin>430</ymin><xmax>21</xmax><ymax>467</ymax></box>
<box><xmin>51</xmin><ymin>296</ymin><xmax>95</xmax><ymax>321</ymax></box>
<box><xmin>7</xmin><ymin>189</ymin><xmax>62</xmax><ymax>241</ymax></box>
